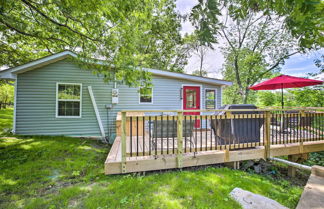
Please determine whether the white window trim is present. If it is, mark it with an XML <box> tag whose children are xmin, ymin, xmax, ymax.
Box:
<box><xmin>56</xmin><ymin>82</ymin><xmax>82</xmax><ymax>118</ymax></box>
<box><xmin>138</xmin><ymin>87</ymin><xmax>153</xmax><ymax>104</ymax></box>
<box><xmin>205</xmin><ymin>88</ymin><xmax>217</xmax><ymax>109</ymax></box>
<box><xmin>181</xmin><ymin>84</ymin><xmax>202</xmax><ymax>110</ymax></box>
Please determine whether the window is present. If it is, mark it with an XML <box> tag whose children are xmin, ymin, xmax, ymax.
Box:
<box><xmin>185</xmin><ymin>89</ymin><xmax>197</xmax><ymax>108</ymax></box>
<box><xmin>205</xmin><ymin>89</ymin><xmax>216</xmax><ymax>109</ymax></box>
<box><xmin>139</xmin><ymin>87</ymin><xmax>153</xmax><ymax>104</ymax></box>
<box><xmin>56</xmin><ymin>83</ymin><xmax>82</xmax><ymax>117</ymax></box>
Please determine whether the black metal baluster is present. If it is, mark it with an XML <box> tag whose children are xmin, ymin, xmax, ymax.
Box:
<box><xmin>215</xmin><ymin>115</ymin><xmax>217</xmax><ymax>150</ymax></box>
<box><xmin>250</xmin><ymin>113</ymin><xmax>253</xmax><ymax>148</ymax></box>
<box><xmin>190</xmin><ymin>116</ymin><xmax>192</xmax><ymax>152</ymax></box>
<box><xmin>161</xmin><ymin>115</ymin><xmax>163</xmax><ymax>154</ymax></box>
<box><xmin>312</xmin><ymin>112</ymin><xmax>315</xmax><ymax>141</ymax></box>
<box><xmin>295</xmin><ymin>111</ymin><xmax>301</xmax><ymax>142</ymax></box>
<box><xmin>173</xmin><ymin>116</ymin><xmax>175</xmax><ymax>154</ymax></box>
<box><xmin>205</xmin><ymin>115</ymin><xmax>208</xmax><ymax>151</ymax></box>
<box><xmin>195</xmin><ymin>115</ymin><xmax>198</xmax><ymax>152</ymax></box>
<box><xmin>211</xmin><ymin>115</ymin><xmax>214</xmax><ymax>150</ymax></box>
<box><xmin>167</xmin><ymin>115</ymin><xmax>169</xmax><ymax>154</ymax></box>
<box><xmin>224</xmin><ymin>113</ymin><xmax>227</xmax><ymax>150</ymax></box>
<box><xmin>274</xmin><ymin>113</ymin><xmax>277</xmax><ymax>144</ymax></box>
<box><xmin>233</xmin><ymin>114</ymin><xmax>236</xmax><ymax>149</ymax></box>
<box><xmin>288</xmin><ymin>113</ymin><xmax>291</xmax><ymax>144</ymax></box>
<box><xmin>155</xmin><ymin>116</ymin><xmax>158</xmax><ymax>156</ymax></box>
<box><xmin>149</xmin><ymin>116</ymin><xmax>151</xmax><ymax>156</ymax></box>
<box><xmin>143</xmin><ymin>116</ymin><xmax>145</xmax><ymax>156</ymax></box>
<box><xmin>200</xmin><ymin>115</ymin><xmax>203</xmax><ymax>151</ymax></box>
<box><xmin>136</xmin><ymin>116</ymin><xmax>139</xmax><ymax>156</ymax></box>
<box><xmin>184</xmin><ymin>115</ymin><xmax>187</xmax><ymax>153</ymax></box>
<box><xmin>130</xmin><ymin>117</ymin><xmax>132</xmax><ymax>157</ymax></box>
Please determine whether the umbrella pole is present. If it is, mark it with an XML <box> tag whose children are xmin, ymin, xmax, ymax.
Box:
<box><xmin>281</xmin><ymin>84</ymin><xmax>284</xmax><ymax>109</ymax></box>
<box><xmin>280</xmin><ymin>84</ymin><xmax>285</xmax><ymax>133</ymax></box>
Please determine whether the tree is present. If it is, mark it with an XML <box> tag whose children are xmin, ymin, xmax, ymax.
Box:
<box><xmin>192</xmin><ymin>69</ymin><xmax>208</xmax><ymax>77</ymax></box>
<box><xmin>220</xmin><ymin>12</ymin><xmax>299</xmax><ymax>103</ymax></box>
<box><xmin>308</xmin><ymin>55</ymin><xmax>324</xmax><ymax>78</ymax></box>
<box><xmin>189</xmin><ymin>0</ymin><xmax>220</xmax><ymax>77</ymax></box>
<box><xmin>191</xmin><ymin>40</ymin><xmax>209</xmax><ymax>77</ymax></box>
<box><xmin>223</xmin><ymin>0</ymin><xmax>324</xmax><ymax>49</ymax></box>
<box><xmin>0</xmin><ymin>0</ymin><xmax>189</xmax><ymax>88</ymax></box>
<box><xmin>0</xmin><ymin>83</ymin><xmax>14</xmax><ymax>108</ymax></box>
<box><xmin>289</xmin><ymin>87</ymin><xmax>324</xmax><ymax>107</ymax></box>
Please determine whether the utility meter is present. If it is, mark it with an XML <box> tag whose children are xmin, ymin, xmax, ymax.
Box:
<box><xmin>112</xmin><ymin>88</ymin><xmax>119</xmax><ymax>104</ymax></box>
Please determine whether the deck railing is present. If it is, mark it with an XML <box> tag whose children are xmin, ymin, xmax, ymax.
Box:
<box><xmin>119</xmin><ymin>108</ymin><xmax>324</xmax><ymax>173</ymax></box>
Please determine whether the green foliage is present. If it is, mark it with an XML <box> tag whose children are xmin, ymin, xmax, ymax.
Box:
<box><xmin>224</xmin><ymin>0</ymin><xmax>324</xmax><ymax>49</ymax></box>
<box><xmin>304</xmin><ymin>152</ymin><xmax>324</xmax><ymax>167</ymax></box>
<box><xmin>0</xmin><ymin>109</ymin><xmax>303</xmax><ymax>209</ymax></box>
<box><xmin>0</xmin><ymin>0</ymin><xmax>189</xmax><ymax>88</ymax></box>
<box><xmin>0</xmin><ymin>108</ymin><xmax>13</xmax><ymax>133</ymax></box>
<box><xmin>0</xmin><ymin>82</ymin><xmax>14</xmax><ymax>106</ymax></box>
<box><xmin>254</xmin><ymin>87</ymin><xmax>324</xmax><ymax>108</ymax></box>
<box><xmin>192</xmin><ymin>69</ymin><xmax>208</xmax><ymax>77</ymax></box>
<box><xmin>288</xmin><ymin>87</ymin><xmax>324</xmax><ymax>107</ymax></box>
<box><xmin>256</xmin><ymin>91</ymin><xmax>278</xmax><ymax>107</ymax></box>
<box><xmin>189</xmin><ymin>0</ymin><xmax>322</xmax><ymax>104</ymax></box>
<box><xmin>220</xmin><ymin>12</ymin><xmax>297</xmax><ymax>104</ymax></box>
<box><xmin>189</xmin><ymin>0</ymin><xmax>220</xmax><ymax>48</ymax></box>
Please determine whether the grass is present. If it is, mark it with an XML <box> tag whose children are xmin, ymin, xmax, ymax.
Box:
<box><xmin>0</xmin><ymin>108</ymin><xmax>304</xmax><ymax>208</ymax></box>
<box><xmin>0</xmin><ymin>108</ymin><xmax>13</xmax><ymax>133</ymax></box>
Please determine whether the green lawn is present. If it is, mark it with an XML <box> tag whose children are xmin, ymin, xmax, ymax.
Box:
<box><xmin>0</xmin><ymin>108</ymin><xmax>13</xmax><ymax>133</ymax></box>
<box><xmin>0</xmin><ymin>108</ymin><xmax>303</xmax><ymax>209</ymax></box>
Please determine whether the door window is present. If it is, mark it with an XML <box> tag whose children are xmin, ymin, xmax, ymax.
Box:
<box><xmin>186</xmin><ymin>89</ymin><xmax>197</xmax><ymax>108</ymax></box>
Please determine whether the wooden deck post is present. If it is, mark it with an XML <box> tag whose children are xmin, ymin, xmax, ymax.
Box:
<box><xmin>121</xmin><ymin>111</ymin><xmax>127</xmax><ymax>173</ymax></box>
<box><xmin>264</xmin><ymin>111</ymin><xmax>271</xmax><ymax>159</ymax></box>
<box><xmin>177</xmin><ymin>111</ymin><xmax>183</xmax><ymax>169</ymax></box>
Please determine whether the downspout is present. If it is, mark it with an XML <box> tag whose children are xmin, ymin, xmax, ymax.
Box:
<box><xmin>88</xmin><ymin>86</ymin><xmax>106</xmax><ymax>139</ymax></box>
<box><xmin>269</xmin><ymin>157</ymin><xmax>311</xmax><ymax>171</ymax></box>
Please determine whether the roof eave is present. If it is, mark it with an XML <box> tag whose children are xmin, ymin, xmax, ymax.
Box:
<box><xmin>10</xmin><ymin>51</ymin><xmax>77</xmax><ymax>74</ymax></box>
<box><xmin>145</xmin><ymin>68</ymin><xmax>232</xmax><ymax>86</ymax></box>
<box><xmin>1</xmin><ymin>51</ymin><xmax>232</xmax><ymax>86</ymax></box>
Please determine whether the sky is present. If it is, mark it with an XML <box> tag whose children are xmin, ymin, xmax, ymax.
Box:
<box><xmin>176</xmin><ymin>0</ymin><xmax>324</xmax><ymax>80</ymax></box>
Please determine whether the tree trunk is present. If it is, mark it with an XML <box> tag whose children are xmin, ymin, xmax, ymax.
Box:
<box><xmin>199</xmin><ymin>48</ymin><xmax>204</xmax><ymax>76</ymax></box>
<box><xmin>242</xmin><ymin>88</ymin><xmax>250</xmax><ymax>104</ymax></box>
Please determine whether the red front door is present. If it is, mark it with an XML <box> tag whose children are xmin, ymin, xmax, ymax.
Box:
<box><xmin>183</xmin><ymin>86</ymin><xmax>200</xmax><ymax>128</ymax></box>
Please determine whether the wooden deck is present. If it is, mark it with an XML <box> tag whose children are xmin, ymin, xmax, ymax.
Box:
<box><xmin>105</xmin><ymin>128</ymin><xmax>324</xmax><ymax>175</ymax></box>
<box><xmin>105</xmin><ymin>109</ymin><xmax>324</xmax><ymax>175</ymax></box>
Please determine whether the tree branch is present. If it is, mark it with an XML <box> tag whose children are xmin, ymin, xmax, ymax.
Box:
<box><xmin>252</xmin><ymin>51</ymin><xmax>300</xmax><ymax>83</ymax></box>
<box><xmin>0</xmin><ymin>18</ymin><xmax>71</xmax><ymax>45</ymax></box>
<box><xmin>20</xmin><ymin>0</ymin><xmax>98</xmax><ymax>42</ymax></box>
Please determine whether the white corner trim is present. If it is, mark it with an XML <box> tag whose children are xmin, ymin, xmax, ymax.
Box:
<box><xmin>55</xmin><ymin>82</ymin><xmax>82</xmax><ymax>118</ymax></box>
<box><xmin>88</xmin><ymin>86</ymin><xmax>106</xmax><ymax>138</ymax></box>
<box><xmin>138</xmin><ymin>87</ymin><xmax>153</xmax><ymax>104</ymax></box>
<box><xmin>12</xmin><ymin>79</ymin><xmax>17</xmax><ymax>133</ymax></box>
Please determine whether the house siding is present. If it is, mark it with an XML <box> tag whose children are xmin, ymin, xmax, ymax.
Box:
<box><xmin>15</xmin><ymin>59</ymin><xmax>222</xmax><ymax>142</ymax></box>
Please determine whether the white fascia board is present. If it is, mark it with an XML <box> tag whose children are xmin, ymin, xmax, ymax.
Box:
<box><xmin>0</xmin><ymin>69</ymin><xmax>16</xmax><ymax>80</ymax></box>
<box><xmin>11</xmin><ymin>51</ymin><xmax>77</xmax><ymax>74</ymax></box>
<box><xmin>144</xmin><ymin>68</ymin><xmax>232</xmax><ymax>86</ymax></box>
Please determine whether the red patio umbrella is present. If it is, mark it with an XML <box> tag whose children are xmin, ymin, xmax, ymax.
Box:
<box><xmin>249</xmin><ymin>75</ymin><xmax>323</xmax><ymax>108</ymax></box>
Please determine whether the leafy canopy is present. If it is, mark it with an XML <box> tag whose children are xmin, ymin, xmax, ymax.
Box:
<box><xmin>0</xmin><ymin>0</ymin><xmax>189</xmax><ymax>87</ymax></box>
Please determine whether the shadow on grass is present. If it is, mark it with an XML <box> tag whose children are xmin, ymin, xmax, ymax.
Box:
<box><xmin>0</xmin><ymin>134</ymin><xmax>302</xmax><ymax>209</ymax></box>
<box><xmin>0</xmin><ymin>107</ymin><xmax>304</xmax><ymax>209</ymax></box>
